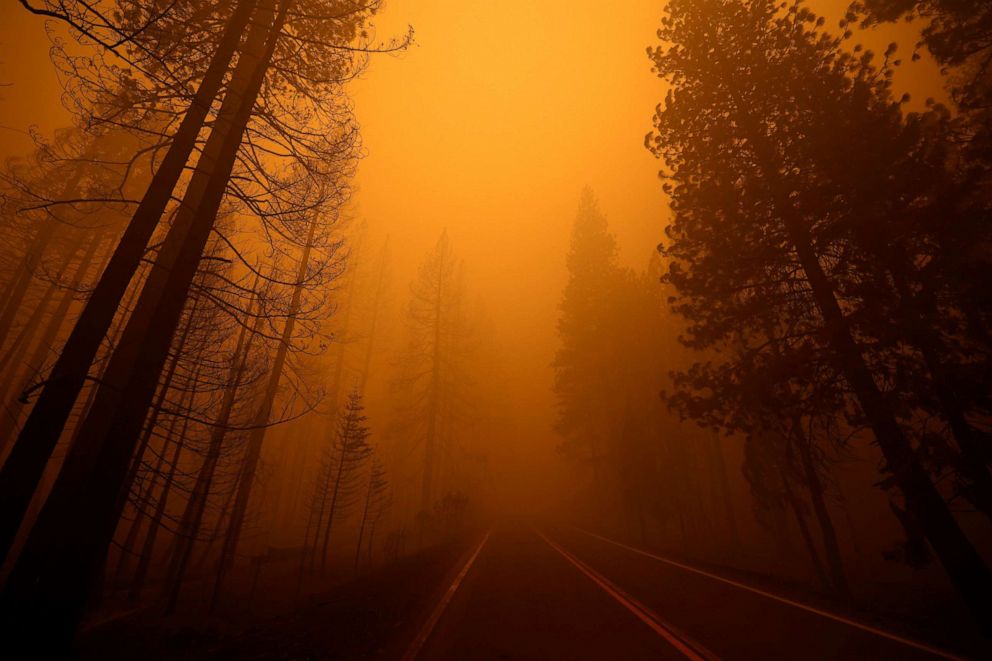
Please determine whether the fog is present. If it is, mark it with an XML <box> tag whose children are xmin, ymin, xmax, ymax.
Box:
<box><xmin>0</xmin><ymin>0</ymin><xmax>989</xmax><ymax>657</ymax></box>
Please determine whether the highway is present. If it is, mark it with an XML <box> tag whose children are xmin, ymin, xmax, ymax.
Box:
<box><xmin>408</xmin><ymin>523</ymin><xmax>963</xmax><ymax>661</ymax></box>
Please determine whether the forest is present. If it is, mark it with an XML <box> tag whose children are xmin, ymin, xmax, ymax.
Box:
<box><xmin>0</xmin><ymin>0</ymin><xmax>989</xmax><ymax>659</ymax></box>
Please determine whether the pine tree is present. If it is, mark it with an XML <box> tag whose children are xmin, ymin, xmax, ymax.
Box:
<box><xmin>552</xmin><ymin>188</ymin><xmax>619</xmax><ymax>471</ymax></box>
<box><xmin>647</xmin><ymin>0</ymin><xmax>992</xmax><ymax>626</ymax></box>
<box><xmin>354</xmin><ymin>456</ymin><xmax>389</xmax><ymax>568</ymax></box>
<box><xmin>396</xmin><ymin>231</ymin><xmax>473</xmax><ymax>515</ymax></box>
<box><xmin>306</xmin><ymin>387</ymin><xmax>372</xmax><ymax>573</ymax></box>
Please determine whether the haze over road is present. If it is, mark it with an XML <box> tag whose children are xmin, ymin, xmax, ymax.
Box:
<box><xmin>410</xmin><ymin>523</ymin><xmax>959</xmax><ymax>661</ymax></box>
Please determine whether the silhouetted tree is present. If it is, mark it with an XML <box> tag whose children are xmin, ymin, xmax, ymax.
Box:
<box><xmin>303</xmin><ymin>387</ymin><xmax>372</xmax><ymax>573</ymax></box>
<box><xmin>553</xmin><ymin>189</ymin><xmax>619</xmax><ymax>476</ymax></box>
<box><xmin>355</xmin><ymin>456</ymin><xmax>389</xmax><ymax>568</ymax></box>
<box><xmin>396</xmin><ymin>230</ymin><xmax>473</xmax><ymax>516</ymax></box>
<box><xmin>0</xmin><ymin>0</ymin><xmax>390</xmax><ymax>648</ymax></box>
<box><xmin>646</xmin><ymin>0</ymin><xmax>992</xmax><ymax>626</ymax></box>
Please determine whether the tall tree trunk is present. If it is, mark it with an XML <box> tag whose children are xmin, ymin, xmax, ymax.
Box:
<box><xmin>318</xmin><ymin>445</ymin><xmax>349</xmax><ymax>574</ymax></box>
<box><xmin>0</xmin><ymin>200</ymin><xmax>68</xmax><ymax>352</ymax></box>
<box><xmin>707</xmin><ymin>431</ymin><xmax>740</xmax><ymax>547</ymax></box>
<box><xmin>304</xmin><ymin>454</ymin><xmax>332</xmax><ymax>572</ymax></box>
<box><xmin>0</xmin><ymin>0</ymin><xmax>257</xmax><ymax>566</ymax></box>
<box><xmin>421</xmin><ymin>254</ymin><xmax>445</xmax><ymax>515</ymax></box>
<box><xmin>790</xmin><ymin>422</ymin><xmax>848</xmax><ymax>596</ymax></box>
<box><xmin>0</xmin><ymin>239</ymin><xmax>84</xmax><ymax>451</ymax></box>
<box><xmin>0</xmin><ymin>238</ymin><xmax>79</xmax><ymax>379</ymax></box>
<box><xmin>787</xmin><ymin>218</ymin><xmax>992</xmax><ymax>627</ymax></box>
<box><xmin>210</xmin><ymin>203</ymin><xmax>314</xmax><ymax>610</ymax></box>
<box><xmin>358</xmin><ymin>239</ymin><xmax>388</xmax><ymax>392</ymax></box>
<box><xmin>128</xmin><ymin>367</ymin><xmax>200</xmax><ymax>604</ymax></box>
<box><xmin>324</xmin><ymin>229</ymin><xmax>366</xmax><ymax>419</ymax></box>
<box><xmin>113</xmin><ymin>297</ymin><xmax>202</xmax><ymax>586</ymax></box>
<box><xmin>354</xmin><ymin>472</ymin><xmax>374</xmax><ymax>569</ymax></box>
<box><xmin>888</xmin><ymin>257</ymin><xmax>992</xmax><ymax>521</ymax></box>
<box><xmin>0</xmin><ymin>3</ymin><xmax>287</xmax><ymax>648</ymax></box>
<box><xmin>780</xmin><ymin>465</ymin><xmax>830</xmax><ymax>590</ymax></box>
<box><xmin>749</xmin><ymin>125</ymin><xmax>992</xmax><ymax>628</ymax></box>
<box><xmin>164</xmin><ymin>296</ymin><xmax>260</xmax><ymax>614</ymax></box>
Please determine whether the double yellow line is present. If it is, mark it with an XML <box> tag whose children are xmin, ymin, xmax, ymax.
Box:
<box><xmin>402</xmin><ymin>530</ymin><xmax>493</xmax><ymax>661</ymax></box>
<box><xmin>570</xmin><ymin>526</ymin><xmax>965</xmax><ymax>661</ymax></box>
<box><xmin>537</xmin><ymin>528</ymin><xmax>719</xmax><ymax>661</ymax></box>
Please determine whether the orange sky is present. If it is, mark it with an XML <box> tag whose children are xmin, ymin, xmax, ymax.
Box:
<box><xmin>344</xmin><ymin>0</ymin><xmax>943</xmax><ymax>506</ymax></box>
<box><xmin>0</xmin><ymin>0</ymin><xmax>945</xmax><ymax>508</ymax></box>
<box><xmin>347</xmin><ymin>1</ymin><xmax>670</xmax><ymax>504</ymax></box>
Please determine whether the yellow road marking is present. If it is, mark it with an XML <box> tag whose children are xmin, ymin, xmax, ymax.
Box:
<box><xmin>572</xmin><ymin>526</ymin><xmax>964</xmax><ymax>661</ymax></box>
<box><xmin>402</xmin><ymin>529</ymin><xmax>492</xmax><ymax>661</ymax></box>
<box><xmin>537</xmin><ymin>529</ymin><xmax>719</xmax><ymax>661</ymax></box>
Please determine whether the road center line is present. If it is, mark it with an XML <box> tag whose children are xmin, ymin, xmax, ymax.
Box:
<box><xmin>537</xmin><ymin>529</ymin><xmax>718</xmax><ymax>661</ymax></box>
<box><xmin>401</xmin><ymin>529</ymin><xmax>492</xmax><ymax>661</ymax></box>
<box><xmin>571</xmin><ymin>526</ymin><xmax>964</xmax><ymax>661</ymax></box>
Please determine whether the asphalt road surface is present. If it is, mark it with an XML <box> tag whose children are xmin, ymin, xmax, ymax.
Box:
<box><xmin>408</xmin><ymin>523</ymin><xmax>966</xmax><ymax>661</ymax></box>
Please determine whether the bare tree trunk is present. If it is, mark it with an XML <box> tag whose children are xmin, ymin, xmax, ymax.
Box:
<box><xmin>358</xmin><ymin>239</ymin><xmax>388</xmax><ymax>391</ymax></box>
<box><xmin>354</xmin><ymin>473</ymin><xmax>374</xmax><ymax>570</ymax></box>
<box><xmin>113</xmin><ymin>298</ymin><xmax>202</xmax><ymax>586</ymax></box>
<box><xmin>210</xmin><ymin>202</ymin><xmax>313</xmax><ymax>610</ymax></box>
<box><xmin>0</xmin><ymin>238</ymin><xmax>85</xmax><ymax>450</ymax></box>
<box><xmin>324</xmin><ymin>228</ymin><xmax>366</xmax><ymax>420</ymax></box>
<box><xmin>889</xmin><ymin>258</ymin><xmax>992</xmax><ymax>520</ymax></box>
<box><xmin>164</xmin><ymin>297</ymin><xmax>260</xmax><ymax>614</ymax></box>
<box><xmin>791</xmin><ymin>423</ymin><xmax>848</xmax><ymax>596</ymax></box>
<box><xmin>128</xmin><ymin>366</ymin><xmax>200</xmax><ymax>604</ymax></box>
<box><xmin>749</xmin><ymin>126</ymin><xmax>992</xmax><ymax>628</ymax></box>
<box><xmin>0</xmin><ymin>3</ymin><xmax>287</xmax><ymax>648</ymax></box>
<box><xmin>780</xmin><ymin>465</ymin><xmax>830</xmax><ymax>590</ymax></box>
<box><xmin>421</xmin><ymin>259</ymin><xmax>445</xmax><ymax>515</ymax></box>
<box><xmin>0</xmin><ymin>206</ymin><xmax>65</xmax><ymax>352</ymax></box>
<box><xmin>304</xmin><ymin>456</ymin><xmax>332</xmax><ymax>572</ymax></box>
<box><xmin>0</xmin><ymin>0</ymin><xmax>257</xmax><ymax>565</ymax></box>
<box><xmin>0</xmin><ymin>239</ymin><xmax>79</xmax><ymax>379</ymax></box>
<box><xmin>317</xmin><ymin>453</ymin><xmax>345</xmax><ymax>573</ymax></box>
<box><xmin>707</xmin><ymin>431</ymin><xmax>740</xmax><ymax>547</ymax></box>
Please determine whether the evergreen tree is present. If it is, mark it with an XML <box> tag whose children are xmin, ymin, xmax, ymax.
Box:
<box><xmin>396</xmin><ymin>230</ymin><xmax>473</xmax><ymax>515</ymax></box>
<box><xmin>553</xmin><ymin>188</ymin><xmax>619</xmax><ymax>470</ymax></box>
<box><xmin>647</xmin><ymin>0</ymin><xmax>992</xmax><ymax>626</ymax></box>
<box><xmin>305</xmin><ymin>387</ymin><xmax>372</xmax><ymax>573</ymax></box>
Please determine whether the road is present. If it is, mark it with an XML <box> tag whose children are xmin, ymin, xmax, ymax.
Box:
<box><xmin>409</xmin><ymin>523</ymin><xmax>964</xmax><ymax>661</ymax></box>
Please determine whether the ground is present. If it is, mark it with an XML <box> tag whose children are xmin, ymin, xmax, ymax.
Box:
<box><xmin>73</xmin><ymin>521</ymin><xmax>992</xmax><ymax>660</ymax></box>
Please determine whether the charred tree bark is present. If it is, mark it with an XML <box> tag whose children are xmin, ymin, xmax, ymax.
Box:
<box><xmin>0</xmin><ymin>2</ymin><xmax>282</xmax><ymax>647</ymax></box>
<box><xmin>0</xmin><ymin>0</ymin><xmax>257</xmax><ymax>566</ymax></box>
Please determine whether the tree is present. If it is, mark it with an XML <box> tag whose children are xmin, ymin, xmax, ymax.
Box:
<box><xmin>396</xmin><ymin>230</ymin><xmax>473</xmax><ymax>516</ymax></box>
<box><xmin>303</xmin><ymin>387</ymin><xmax>372</xmax><ymax>573</ymax></box>
<box><xmin>0</xmin><ymin>0</ymin><xmax>390</xmax><ymax>645</ymax></box>
<box><xmin>848</xmin><ymin>0</ymin><xmax>992</xmax><ymax>138</ymax></box>
<box><xmin>646</xmin><ymin>0</ymin><xmax>992</xmax><ymax>626</ymax></box>
<box><xmin>553</xmin><ymin>189</ymin><xmax>619</xmax><ymax>477</ymax></box>
<box><xmin>354</xmin><ymin>456</ymin><xmax>389</xmax><ymax>568</ymax></box>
